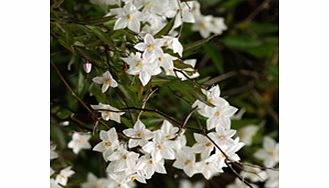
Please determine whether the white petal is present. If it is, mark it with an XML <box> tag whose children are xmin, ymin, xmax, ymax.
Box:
<box><xmin>114</xmin><ymin>18</ymin><xmax>127</xmax><ymax>30</ymax></box>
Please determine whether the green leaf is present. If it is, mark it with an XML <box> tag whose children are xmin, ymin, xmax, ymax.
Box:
<box><xmin>173</xmin><ymin>60</ymin><xmax>194</xmax><ymax>70</ymax></box>
<box><xmin>248</xmin><ymin>22</ymin><xmax>279</xmax><ymax>34</ymax></box>
<box><xmin>183</xmin><ymin>35</ymin><xmax>216</xmax><ymax>58</ymax></box>
<box><xmin>203</xmin><ymin>43</ymin><xmax>224</xmax><ymax>73</ymax></box>
<box><xmin>155</xmin><ymin>18</ymin><xmax>175</xmax><ymax>38</ymax></box>
<box><xmin>86</xmin><ymin>25</ymin><xmax>113</xmax><ymax>46</ymax></box>
<box><xmin>222</xmin><ymin>35</ymin><xmax>262</xmax><ymax>49</ymax></box>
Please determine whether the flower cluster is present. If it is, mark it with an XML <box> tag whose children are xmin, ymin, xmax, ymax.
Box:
<box><xmin>87</xmin><ymin>84</ymin><xmax>244</xmax><ymax>187</ymax></box>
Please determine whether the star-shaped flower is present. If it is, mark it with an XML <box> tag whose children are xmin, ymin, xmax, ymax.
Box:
<box><xmin>134</xmin><ymin>33</ymin><xmax>164</xmax><ymax>59</ymax></box>
<box><xmin>142</xmin><ymin>132</ymin><xmax>175</xmax><ymax>162</ymax></box>
<box><xmin>110</xmin><ymin>3</ymin><xmax>144</xmax><ymax>33</ymax></box>
<box><xmin>91</xmin><ymin>103</ymin><xmax>125</xmax><ymax>123</ymax></box>
<box><xmin>92</xmin><ymin>71</ymin><xmax>118</xmax><ymax>93</ymax></box>
<box><xmin>172</xmin><ymin>146</ymin><xmax>197</xmax><ymax>177</ymax></box>
<box><xmin>122</xmin><ymin>52</ymin><xmax>161</xmax><ymax>86</ymax></box>
<box><xmin>68</xmin><ymin>132</ymin><xmax>91</xmax><ymax>154</ymax></box>
<box><xmin>254</xmin><ymin>136</ymin><xmax>279</xmax><ymax>168</ymax></box>
<box><xmin>93</xmin><ymin>128</ymin><xmax>120</xmax><ymax>161</ymax></box>
<box><xmin>55</xmin><ymin>166</ymin><xmax>75</xmax><ymax>186</ymax></box>
<box><xmin>123</xmin><ymin>120</ymin><xmax>154</xmax><ymax>148</ymax></box>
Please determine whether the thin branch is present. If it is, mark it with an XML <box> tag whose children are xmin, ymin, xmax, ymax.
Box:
<box><xmin>137</xmin><ymin>87</ymin><xmax>159</xmax><ymax>120</ymax></box>
<box><xmin>51</xmin><ymin>61</ymin><xmax>110</xmax><ymax>129</ymax></box>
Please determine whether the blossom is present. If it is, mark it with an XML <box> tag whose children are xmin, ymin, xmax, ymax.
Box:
<box><xmin>195</xmin><ymin>154</ymin><xmax>223</xmax><ymax>179</ymax></box>
<box><xmin>208</xmin><ymin>126</ymin><xmax>236</xmax><ymax>150</ymax></box>
<box><xmin>55</xmin><ymin>166</ymin><xmax>75</xmax><ymax>186</ymax></box>
<box><xmin>162</xmin><ymin>36</ymin><xmax>183</xmax><ymax>57</ymax></box>
<box><xmin>254</xmin><ymin>136</ymin><xmax>279</xmax><ymax>168</ymax></box>
<box><xmin>81</xmin><ymin>173</ymin><xmax>109</xmax><ymax>188</ymax></box>
<box><xmin>68</xmin><ymin>132</ymin><xmax>91</xmax><ymax>154</ymax></box>
<box><xmin>157</xmin><ymin>120</ymin><xmax>179</xmax><ymax>140</ymax></box>
<box><xmin>238</xmin><ymin>125</ymin><xmax>259</xmax><ymax>146</ymax></box>
<box><xmin>92</xmin><ymin>71</ymin><xmax>118</xmax><ymax>93</ymax></box>
<box><xmin>111</xmin><ymin>3</ymin><xmax>144</xmax><ymax>33</ymax></box>
<box><xmin>155</xmin><ymin>53</ymin><xmax>176</xmax><ymax>72</ymax></box>
<box><xmin>122</xmin><ymin>52</ymin><xmax>161</xmax><ymax>86</ymax></box>
<box><xmin>108</xmin><ymin>172</ymin><xmax>137</xmax><ymax>187</ymax></box>
<box><xmin>194</xmin><ymin>97</ymin><xmax>238</xmax><ymax>130</ymax></box>
<box><xmin>93</xmin><ymin>128</ymin><xmax>120</xmax><ymax>160</ymax></box>
<box><xmin>107</xmin><ymin>145</ymin><xmax>140</xmax><ymax>173</ymax></box>
<box><xmin>123</xmin><ymin>120</ymin><xmax>153</xmax><ymax>148</ymax></box>
<box><xmin>136</xmin><ymin>154</ymin><xmax>166</xmax><ymax>179</ymax></box>
<box><xmin>215</xmin><ymin>137</ymin><xmax>245</xmax><ymax>162</ymax></box>
<box><xmin>192</xmin><ymin>133</ymin><xmax>214</xmax><ymax>159</ymax></box>
<box><xmin>91</xmin><ymin>103</ymin><xmax>125</xmax><ymax>123</ymax></box>
<box><xmin>134</xmin><ymin>33</ymin><xmax>164</xmax><ymax>59</ymax></box>
<box><xmin>173</xmin><ymin>1</ymin><xmax>195</xmax><ymax>28</ymax></box>
<box><xmin>142</xmin><ymin>132</ymin><xmax>175</xmax><ymax>162</ymax></box>
<box><xmin>173</xmin><ymin>146</ymin><xmax>197</xmax><ymax>177</ymax></box>
<box><xmin>50</xmin><ymin>178</ymin><xmax>61</xmax><ymax>188</ymax></box>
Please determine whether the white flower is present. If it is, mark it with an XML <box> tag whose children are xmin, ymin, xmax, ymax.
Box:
<box><xmin>136</xmin><ymin>154</ymin><xmax>166</xmax><ymax>179</ymax></box>
<box><xmin>92</xmin><ymin>71</ymin><xmax>118</xmax><ymax>93</ymax></box>
<box><xmin>55</xmin><ymin>166</ymin><xmax>75</xmax><ymax>186</ymax></box>
<box><xmin>238</xmin><ymin>125</ymin><xmax>259</xmax><ymax>146</ymax></box>
<box><xmin>68</xmin><ymin>132</ymin><xmax>91</xmax><ymax>154</ymax></box>
<box><xmin>192</xmin><ymin>133</ymin><xmax>214</xmax><ymax>159</ymax></box>
<box><xmin>123</xmin><ymin>120</ymin><xmax>154</xmax><ymax>148</ymax></box>
<box><xmin>107</xmin><ymin>145</ymin><xmax>140</xmax><ymax>173</ymax></box>
<box><xmin>134</xmin><ymin>33</ymin><xmax>164</xmax><ymax>59</ymax></box>
<box><xmin>254</xmin><ymin>136</ymin><xmax>279</xmax><ymax>168</ymax></box>
<box><xmin>173</xmin><ymin>1</ymin><xmax>195</xmax><ymax>28</ymax></box>
<box><xmin>208</xmin><ymin>126</ymin><xmax>236</xmax><ymax>150</ymax></box>
<box><xmin>81</xmin><ymin>173</ymin><xmax>109</xmax><ymax>188</ymax></box>
<box><xmin>50</xmin><ymin>178</ymin><xmax>61</xmax><ymax>188</ymax></box>
<box><xmin>215</xmin><ymin>137</ymin><xmax>245</xmax><ymax>162</ymax></box>
<box><xmin>265</xmin><ymin>170</ymin><xmax>279</xmax><ymax>188</ymax></box>
<box><xmin>202</xmin><ymin>98</ymin><xmax>238</xmax><ymax>130</ymax></box>
<box><xmin>122</xmin><ymin>52</ymin><xmax>161</xmax><ymax>86</ymax></box>
<box><xmin>210</xmin><ymin>17</ymin><xmax>227</xmax><ymax>35</ymax></box>
<box><xmin>111</xmin><ymin>3</ymin><xmax>144</xmax><ymax>33</ymax></box>
<box><xmin>192</xmin><ymin>15</ymin><xmax>214</xmax><ymax>38</ymax></box>
<box><xmin>91</xmin><ymin>103</ymin><xmax>125</xmax><ymax>123</ymax></box>
<box><xmin>240</xmin><ymin>166</ymin><xmax>268</xmax><ymax>182</ymax></box>
<box><xmin>179</xmin><ymin>179</ymin><xmax>204</xmax><ymax>188</ymax></box>
<box><xmin>162</xmin><ymin>36</ymin><xmax>183</xmax><ymax>57</ymax></box>
<box><xmin>172</xmin><ymin>134</ymin><xmax>187</xmax><ymax>152</ymax></box>
<box><xmin>50</xmin><ymin>143</ymin><xmax>58</xmax><ymax>160</ymax></box>
<box><xmin>155</xmin><ymin>53</ymin><xmax>176</xmax><ymax>72</ymax></box>
<box><xmin>195</xmin><ymin>154</ymin><xmax>223</xmax><ymax>179</ymax></box>
<box><xmin>142</xmin><ymin>132</ymin><xmax>175</xmax><ymax>162</ymax></box>
<box><xmin>173</xmin><ymin>146</ymin><xmax>197</xmax><ymax>177</ymax></box>
<box><xmin>93</xmin><ymin>128</ymin><xmax>120</xmax><ymax>160</ymax></box>
<box><xmin>157</xmin><ymin>120</ymin><xmax>179</xmax><ymax>140</ymax></box>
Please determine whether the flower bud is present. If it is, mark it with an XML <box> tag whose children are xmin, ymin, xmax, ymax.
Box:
<box><xmin>83</xmin><ymin>61</ymin><xmax>92</xmax><ymax>73</ymax></box>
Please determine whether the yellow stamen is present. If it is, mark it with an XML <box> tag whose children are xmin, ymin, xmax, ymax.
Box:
<box><xmin>215</xmin><ymin>111</ymin><xmax>221</xmax><ymax>117</ymax></box>
<box><xmin>184</xmin><ymin>160</ymin><xmax>191</xmax><ymax>166</ymax></box>
<box><xmin>219</xmin><ymin>136</ymin><xmax>225</xmax><ymax>140</ymax></box>
<box><xmin>127</xmin><ymin>14</ymin><xmax>132</xmax><ymax>20</ymax></box>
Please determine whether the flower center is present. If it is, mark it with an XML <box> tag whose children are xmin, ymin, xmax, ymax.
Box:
<box><xmin>205</xmin><ymin>142</ymin><xmax>212</xmax><ymax>147</ymax></box>
<box><xmin>148</xmin><ymin>159</ymin><xmax>153</xmax><ymax>164</ymax></box>
<box><xmin>104</xmin><ymin>79</ymin><xmax>111</xmax><ymax>85</ymax></box>
<box><xmin>215</xmin><ymin>111</ymin><xmax>221</xmax><ymax>117</ymax></box>
<box><xmin>104</xmin><ymin>141</ymin><xmax>112</xmax><ymax>147</ymax></box>
<box><xmin>135</xmin><ymin>61</ymin><xmax>142</xmax><ymax>68</ymax></box>
<box><xmin>219</xmin><ymin>136</ymin><xmax>225</xmax><ymax>140</ymax></box>
<box><xmin>184</xmin><ymin>160</ymin><xmax>191</xmax><ymax>166</ymax></box>
<box><xmin>130</xmin><ymin>176</ymin><xmax>136</xmax><ymax>182</ymax></box>
<box><xmin>147</xmin><ymin>44</ymin><xmax>154</xmax><ymax>50</ymax></box>
<box><xmin>127</xmin><ymin>14</ymin><xmax>132</xmax><ymax>21</ymax></box>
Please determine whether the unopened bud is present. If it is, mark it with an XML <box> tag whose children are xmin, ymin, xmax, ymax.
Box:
<box><xmin>83</xmin><ymin>61</ymin><xmax>92</xmax><ymax>73</ymax></box>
